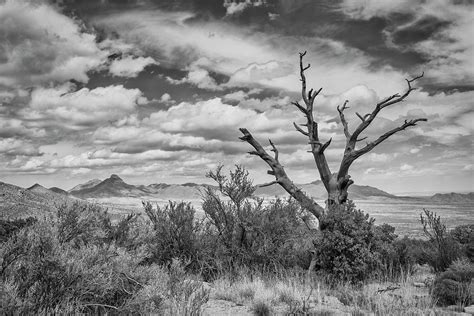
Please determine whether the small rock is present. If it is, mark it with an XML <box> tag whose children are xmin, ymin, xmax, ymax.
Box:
<box><xmin>413</xmin><ymin>282</ymin><xmax>426</xmax><ymax>288</ymax></box>
<box><xmin>465</xmin><ymin>305</ymin><xmax>474</xmax><ymax>314</ymax></box>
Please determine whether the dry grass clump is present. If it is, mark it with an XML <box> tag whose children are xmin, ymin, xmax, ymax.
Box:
<box><xmin>209</xmin><ymin>268</ymin><xmax>441</xmax><ymax>315</ymax></box>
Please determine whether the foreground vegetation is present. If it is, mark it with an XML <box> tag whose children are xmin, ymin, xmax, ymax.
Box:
<box><xmin>1</xmin><ymin>167</ymin><xmax>473</xmax><ymax>314</ymax></box>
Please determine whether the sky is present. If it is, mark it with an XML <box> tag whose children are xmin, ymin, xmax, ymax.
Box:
<box><xmin>0</xmin><ymin>0</ymin><xmax>473</xmax><ymax>194</ymax></box>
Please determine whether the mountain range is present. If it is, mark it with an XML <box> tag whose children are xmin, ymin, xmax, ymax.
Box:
<box><xmin>1</xmin><ymin>175</ymin><xmax>473</xmax><ymax>219</ymax></box>
<box><xmin>69</xmin><ymin>174</ymin><xmax>203</xmax><ymax>200</ymax></box>
<box><xmin>0</xmin><ymin>181</ymin><xmax>75</xmax><ymax>219</ymax></box>
<box><xmin>67</xmin><ymin>174</ymin><xmax>474</xmax><ymax>204</ymax></box>
<box><xmin>66</xmin><ymin>174</ymin><xmax>398</xmax><ymax>201</ymax></box>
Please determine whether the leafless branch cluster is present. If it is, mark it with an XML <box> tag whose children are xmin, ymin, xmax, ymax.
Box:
<box><xmin>240</xmin><ymin>52</ymin><xmax>427</xmax><ymax>219</ymax></box>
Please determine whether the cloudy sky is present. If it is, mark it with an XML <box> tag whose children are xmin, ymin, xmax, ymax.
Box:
<box><xmin>0</xmin><ymin>0</ymin><xmax>472</xmax><ymax>194</ymax></box>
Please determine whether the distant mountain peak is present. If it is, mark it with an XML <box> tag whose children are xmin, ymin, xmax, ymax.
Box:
<box><xmin>109</xmin><ymin>174</ymin><xmax>123</xmax><ymax>181</ymax></box>
<box><xmin>27</xmin><ymin>183</ymin><xmax>45</xmax><ymax>190</ymax></box>
<box><xmin>69</xmin><ymin>179</ymin><xmax>101</xmax><ymax>192</ymax></box>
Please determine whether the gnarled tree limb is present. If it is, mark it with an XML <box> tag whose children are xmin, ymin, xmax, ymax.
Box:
<box><xmin>239</xmin><ymin>128</ymin><xmax>324</xmax><ymax>219</ymax></box>
<box><xmin>337</xmin><ymin>100</ymin><xmax>351</xmax><ymax>140</ymax></box>
<box><xmin>351</xmin><ymin>118</ymin><xmax>427</xmax><ymax>160</ymax></box>
<box><xmin>338</xmin><ymin>73</ymin><xmax>426</xmax><ymax>179</ymax></box>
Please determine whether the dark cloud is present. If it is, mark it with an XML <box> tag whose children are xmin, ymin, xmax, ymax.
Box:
<box><xmin>391</xmin><ymin>15</ymin><xmax>451</xmax><ymax>46</ymax></box>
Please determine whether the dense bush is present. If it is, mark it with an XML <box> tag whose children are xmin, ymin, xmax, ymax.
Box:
<box><xmin>420</xmin><ymin>209</ymin><xmax>463</xmax><ymax>272</ymax></box>
<box><xmin>0</xmin><ymin>204</ymin><xmax>209</xmax><ymax>314</ymax></box>
<box><xmin>432</xmin><ymin>259</ymin><xmax>474</xmax><ymax>306</ymax></box>
<box><xmin>315</xmin><ymin>201</ymin><xmax>393</xmax><ymax>283</ymax></box>
<box><xmin>2</xmin><ymin>166</ymin><xmax>472</xmax><ymax>312</ymax></box>
<box><xmin>0</xmin><ymin>217</ymin><xmax>36</xmax><ymax>243</ymax></box>
<box><xmin>199</xmin><ymin>166</ymin><xmax>314</xmax><ymax>275</ymax></box>
<box><xmin>143</xmin><ymin>201</ymin><xmax>201</xmax><ymax>268</ymax></box>
<box><xmin>451</xmin><ymin>224</ymin><xmax>474</xmax><ymax>262</ymax></box>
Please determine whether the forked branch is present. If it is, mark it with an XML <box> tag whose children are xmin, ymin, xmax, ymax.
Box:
<box><xmin>295</xmin><ymin>51</ymin><xmax>332</xmax><ymax>189</ymax></box>
<box><xmin>337</xmin><ymin>100</ymin><xmax>350</xmax><ymax>140</ymax></box>
<box><xmin>337</xmin><ymin>73</ymin><xmax>427</xmax><ymax>180</ymax></box>
<box><xmin>351</xmin><ymin>73</ymin><xmax>424</xmax><ymax>141</ymax></box>
<box><xmin>239</xmin><ymin>128</ymin><xmax>324</xmax><ymax>219</ymax></box>
<box><xmin>352</xmin><ymin>118</ymin><xmax>427</xmax><ymax>159</ymax></box>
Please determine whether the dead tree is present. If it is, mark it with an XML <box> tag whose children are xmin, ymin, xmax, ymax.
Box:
<box><xmin>239</xmin><ymin>51</ymin><xmax>427</xmax><ymax>222</ymax></box>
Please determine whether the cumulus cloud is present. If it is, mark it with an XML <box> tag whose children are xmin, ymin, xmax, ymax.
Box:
<box><xmin>109</xmin><ymin>56</ymin><xmax>157</xmax><ymax>78</ymax></box>
<box><xmin>145</xmin><ymin>98</ymin><xmax>289</xmax><ymax>137</ymax></box>
<box><xmin>340</xmin><ymin>0</ymin><xmax>474</xmax><ymax>86</ymax></box>
<box><xmin>223</xmin><ymin>0</ymin><xmax>267</xmax><ymax>16</ymax></box>
<box><xmin>93</xmin><ymin>9</ymin><xmax>411</xmax><ymax>96</ymax></box>
<box><xmin>167</xmin><ymin>68</ymin><xmax>223</xmax><ymax>91</ymax></box>
<box><xmin>160</xmin><ymin>93</ymin><xmax>172</xmax><ymax>102</ymax></box>
<box><xmin>0</xmin><ymin>138</ymin><xmax>42</xmax><ymax>157</ymax></box>
<box><xmin>27</xmin><ymin>83</ymin><xmax>147</xmax><ymax>128</ymax></box>
<box><xmin>0</xmin><ymin>0</ymin><xmax>106</xmax><ymax>88</ymax></box>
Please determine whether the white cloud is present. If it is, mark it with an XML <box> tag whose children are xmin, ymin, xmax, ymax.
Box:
<box><xmin>167</xmin><ymin>68</ymin><xmax>222</xmax><ymax>91</ymax></box>
<box><xmin>160</xmin><ymin>93</ymin><xmax>172</xmax><ymax>102</ymax></box>
<box><xmin>223</xmin><ymin>0</ymin><xmax>267</xmax><ymax>16</ymax></box>
<box><xmin>340</xmin><ymin>0</ymin><xmax>474</xmax><ymax>85</ymax></box>
<box><xmin>71</xmin><ymin>168</ymin><xmax>91</xmax><ymax>175</ymax></box>
<box><xmin>109</xmin><ymin>56</ymin><xmax>157</xmax><ymax>78</ymax></box>
<box><xmin>0</xmin><ymin>0</ymin><xmax>106</xmax><ymax>88</ymax></box>
<box><xmin>400</xmin><ymin>164</ymin><xmax>414</xmax><ymax>171</ymax></box>
<box><xmin>27</xmin><ymin>83</ymin><xmax>147</xmax><ymax>128</ymax></box>
<box><xmin>367</xmin><ymin>153</ymin><xmax>390</xmax><ymax>162</ymax></box>
<box><xmin>145</xmin><ymin>98</ymin><xmax>288</xmax><ymax>135</ymax></box>
<box><xmin>93</xmin><ymin>9</ymin><xmax>410</xmax><ymax>96</ymax></box>
<box><xmin>49</xmin><ymin>148</ymin><xmax>179</xmax><ymax>169</ymax></box>
<box><xmin>0</xmin><ymin>138</ymin><xmax>42</xmax><ymax>156</ymax></box>
<box><xmin>166</xmin><ymin>58</ymin><xmax>223</xmax><ymax>90</ymax></box>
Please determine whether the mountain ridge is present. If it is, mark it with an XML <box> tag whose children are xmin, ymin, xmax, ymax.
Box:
<box><xmin>67</xmin><ymin>174</ymin><xmax>404</xmax><ymax>201</ymax></box>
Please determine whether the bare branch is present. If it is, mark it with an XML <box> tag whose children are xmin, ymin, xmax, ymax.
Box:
<box><xmin>353</xmin><ymin>118</ymin><xmax>427</xmax><ymax>159</ymax></box>
<box><xmin>239</xmin><ymin>128</ymin><xmax>324</xmax><ymax>219</ymax></box>
<box><xmin>269</xmin><ymin>139</ymin><xmax>279</xmax><ymax>161</ymax></box>
<box><xmin>292</xmin><ymin>101</ymin><xmax>308</xmax><ymax>115</ymax></box>
<box><xmin>259</xmin><ymin>181</ymin><xmax>278</xmax><ymax>188</ymax></box>
<box><xmin>299</xmin><ymin>51</ymin><xmax>310</xmax><ymax>105</ymax></box>
<box><xmin>351</xmin><ymin>73</ymin><xmax>424</xmax><ymax>140</ymax></box>
<box><xmin>319</xmin><ymin>138</ymin><xmax>332</xmax><ymax>154</ymax></box>
<box><xmin>356</xmin><ymin>112</ymin><xmax>370</xmax><ymax>122</ymax></box>
<box><xmin>293</xmin><ymin>122</ymin><xmax>309</xmax><ymax>136</ymax></box>
<box><xmin>337</xmin><ymin>100</ymin><xmax>351</xmax><ymax>139</ymax></box>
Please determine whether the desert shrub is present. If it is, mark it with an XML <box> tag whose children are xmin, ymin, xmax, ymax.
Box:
<box><xmin>103</xmin><ymin>213</ymin><xmax>142</xmax><ymax>249</ymax></box>
<box><xmin>384</xmin><ymin>237</ymin><xmax>429</xmax><ymax>277</ymax></box>
<box><xmin>451</xmin><ymin>224</ymin><xmax>474</xmax><ymax>262</ymax></box>
<box><xmin>420</xmin><ymin>209</ymin><xmax>462</xmax><ymax>272</ymax></box>
<box><xmin>55</xmin><ymin>202</ymin><xmax>110</xmax><ymax>246</ymax></box>
<box><xmin>432</xmin><ymin>258</ymin><xmax>474</xmax><ymax>306</ymax></box>
<box><xmin>252</xmin><ymin>300</ymin><xmax>272</xmax><ymax>316</ymax></box>
<box><xmin>200</xmin><ymin>165</ymin><xmax>313</xmax><ymax>275</ymax></box>
<box><xmin>315</xmin><ymin>201</ymin><xmax>386</xmax><ymax>283</ymax></box>
<box><xmin>0</xmin><ymin>213</ymin><xmax>209</xmax><ymax>314</ymax></box>
<box><xmin>0</xmin><ymin>220</ymin><xmax>136</xmax><ymax>313</ymax></box>
<box><xmin>0</xmin><ymin>217</ymin><xmax>36</xmax><ymax>243</ymax></box>
<box><xmin>143</xmin><ymin>201</ymin><xmax>201</xmax><ymax>268</ymax></box>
